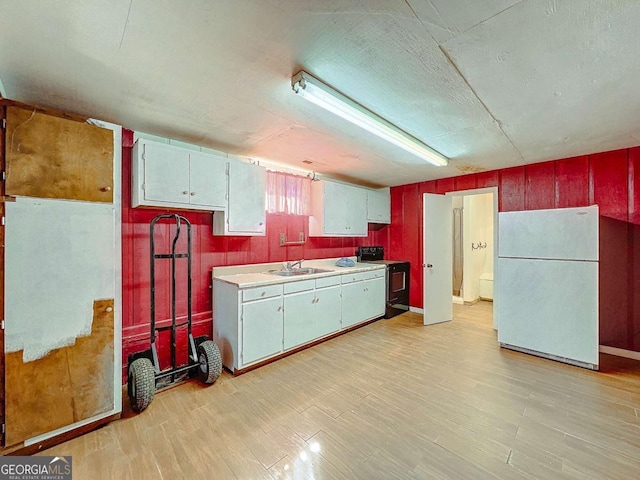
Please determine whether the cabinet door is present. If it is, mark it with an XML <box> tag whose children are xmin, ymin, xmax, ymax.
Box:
<box><xmin>283</xmin><ymin>290</ymin><xmax>317</xmax><ymax>349</ymax></box>
<box><xmin>227</xmin><ymin>161</ymin><xmax>266</xmax><ymax>234</ymax></box>
<box><xmin>362</xmin><ymin>277</ymin><xmax>386</xmax><ymax>320</ymax></box>
<box><xmin>341</xmin><ymin>281</ymin><xmax>368</xmax><ymax>328</ymax></box>
<box><xmin>312</xmin><ymin>285</ymin><xmax>342</xmax><ymax>339</ymax></box>
<box><xmin>188</xmin><ymin>151</ymin><xmax>227</xmax><ymax>209</ymax></box>
<box><xmin>341</xmin><ymin>278</ymin><xmax>384</xmax><ymax>328</ymax></box>
<box><xmin>322</xmin><ymin>182</ymin><xmax>350</xmax><ymax>235</ymax></box>
<box><xmin>241</xmin><ymin>296</ymin><xmax>283</xmax><ymax>366</ymax></box>
<box><xmin>5</xmin><ymin>197</ymin><xmax>116</xmax><ymax>445</ymax></box>
<box><xmin>144</xmin><ymin>142</ymin><xmax>190</xmax><ymax>204</ymax></box>
<box><xmin>367</xmin><ymin>188</ymin><xmax>391</xmax><ymax>224</ymax></box>
<box><xmin>323</xmin><ymin>182</ymin><xmax>367</xmax><ymax>235</ymax></box>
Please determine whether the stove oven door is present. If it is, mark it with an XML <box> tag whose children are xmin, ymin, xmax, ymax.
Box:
<box><xmin>386</xmin><ymin>263</ymin><xmax>410</xmax><ymax>317</ymax></box>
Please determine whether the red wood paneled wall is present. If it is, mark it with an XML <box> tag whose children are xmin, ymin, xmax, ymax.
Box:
<box><xmin>120</xmin><ymin>131</ymin><xmax>385</xmax><ymax>381</ymax></box>
<box><xmin>385</xmin><ymin>146</ymin><xmax>640</xmax><ymax>353</ymax></box>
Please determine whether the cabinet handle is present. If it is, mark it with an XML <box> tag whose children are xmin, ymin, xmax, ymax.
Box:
<box><xmin>100</xmin><ymin>186</ymin><xmax>111</xmax><ymax>192</ymax></box>
<box><xmin>277</xmin><ymin>306</ymin><xmax>282</xmax><ymax>312</ymax></box>
<box><xmin>261</xmin><ymin>292</ymin><xmax>266</xmax><ymax>297</ymax></box>
<box><xmin>190</xmin><ymin>192</ymin><xmax>196</xmax><ymax>196</ymax></box>
<box><xmin>182</xmin><ymin>191</ymin><xmax>189</xmax><ymax>195</ymax></box>
<box><xmin>105</xmin><ymin>306</ymin><xmax>113</xmax><ymax>313</ymax></box>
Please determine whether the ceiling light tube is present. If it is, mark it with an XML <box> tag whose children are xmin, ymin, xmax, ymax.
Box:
<box><xmin>291</xmin><ymin>70</ymin><xmax>448</xmax><ymax>167</ymax></box>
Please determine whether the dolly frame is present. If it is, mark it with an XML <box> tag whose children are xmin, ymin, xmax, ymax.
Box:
<box><xmin>127</xmin><ymin>214</ymin><xmax>208</xmax><ymax>387</ymax></box>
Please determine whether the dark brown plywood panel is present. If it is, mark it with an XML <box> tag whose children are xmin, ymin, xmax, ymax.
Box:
<box><xmin>5</xmin><ymin>106</ymin><xmax>113</xmax><ymax>202</ymax></box>
<box><xmin>5</xmin><ymin>298</ymin><xmax>114</xmax><ymax>446</ymax></box>
<box><xmin>67</xmin><ymin>299</ymin><xmax>114</xmax><ymax>421</ymax></box>
<box><xmin>5</xmin><ymin>348</ymin><xmax>75</xmax><ymax>446</ymax></box>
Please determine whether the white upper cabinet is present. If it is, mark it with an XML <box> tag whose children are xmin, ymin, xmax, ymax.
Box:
<box><xmin>213</xmin><ymin>159</ymin><xmax>266</xmax><ymax>236</ymax></box>
<box><xmin>309</xmin><ymin>180</ymin><xmax>368</xmax><ymax>237</ymax></box>
<box><xmin>188</xmin><ymin>151</ymin><xmax>227</xmax><ymax>208</ymax></box>
<box><xmin>132</xmin><ymin>139</ymin><xmax>227</xmax><ymax>211</ymax></box>
<box><xmin>367</xmin><ymin>187</ymin><xmax>391</xmax><ymax>224</ymax></box>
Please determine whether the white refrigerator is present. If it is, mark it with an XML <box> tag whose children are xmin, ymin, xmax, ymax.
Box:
<box><xmin>496</xmin><ymin>205</ymin><xmax>599</xmax><ymax>370</ymax></box>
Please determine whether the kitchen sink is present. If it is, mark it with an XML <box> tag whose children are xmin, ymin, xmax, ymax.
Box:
<box><xmin>267</xmin><ymin>267</ymin><xmax>333</xmax><ymax>277</ymax></box>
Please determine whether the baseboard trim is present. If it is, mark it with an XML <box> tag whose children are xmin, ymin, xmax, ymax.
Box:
<box><xmin>409</xmin><ymin>307</ymin><xmax>424</xmax><ymax>314</ymax></box>
<box><xmin>500</xmin><ymin>343</ymin><xmax>598</xmax><ymax>370</ymax></box>
<box><xmin>3</xmin><ymin>413</ymin><xmax>120</xmax><ymax>455</ymax></box>
<box><xmin>599</xmin><ymin>345</ymin><xmax>640</xmax><ymax>361</ymax></box>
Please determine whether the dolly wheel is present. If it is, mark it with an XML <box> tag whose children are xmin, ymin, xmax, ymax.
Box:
<box><xmin>128</xmin><ymin>358</ymin><xmax>155</xmax><ymax>412</ymax></box>
<box><xmin>197</xmin><ymin>340</ymin><xmax>222</xmax><ymax>384</ymax></box>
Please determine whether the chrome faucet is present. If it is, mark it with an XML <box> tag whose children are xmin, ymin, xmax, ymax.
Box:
<box><xmin>285</xmin><ymin>259</ymin><xmax>303</xmax><ymax>270</ymax></box>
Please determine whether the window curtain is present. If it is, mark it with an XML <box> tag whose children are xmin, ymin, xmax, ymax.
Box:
<box><xmin>266</xmin><ymin>171</ymin><xmax>311</xmax><ymax>215</ymax></box>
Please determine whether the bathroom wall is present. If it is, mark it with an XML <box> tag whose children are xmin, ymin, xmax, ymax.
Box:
<box><xmin>462</xmin><ymin>193</ymin><xmax>493</xmax><ymax>303</ymax></box>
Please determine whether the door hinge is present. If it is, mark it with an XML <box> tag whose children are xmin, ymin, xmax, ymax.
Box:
<box><xmin>1</xmin><ymin>216</ymin><xmax>4</xmax><ymax>226</ymax></box>
<box><xmin>1</xmin><ymin>119</ymin><xmax>6</xmax><ymax>130</ymax></box>
<box><xmin>1</xmin><ymin>320</ymin><xmax>4</xmax><ymax>330</ymax></box>
<box><xmin>1</xmin><ymin>423</ymin><xmax>4</xmax><ymax>434</ymax></box>
<box><xmin>1</xmin><ymin>171</ymin><xmax>5</xmax><ymax>182</ymax></box>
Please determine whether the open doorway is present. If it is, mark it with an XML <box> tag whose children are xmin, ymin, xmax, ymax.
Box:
<box><xmin>450</xmin><ymin>192</ymin><xmax>495</xmax><ymax>306</ymax></box>
<box><xmin>422</xmin><ymin>187</ymin><xmax>498</xmax><ymax>328</ymax></box>
<box><xmin>447</xmin><ymin>188</ymin><xmax>498</xmax><ymax>330</ymax></box>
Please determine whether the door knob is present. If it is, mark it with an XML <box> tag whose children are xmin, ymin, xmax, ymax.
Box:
<box><xmin>426</xmin><ymin>264</ymin><xmax>433</xmax><ymax>268</ymax></box>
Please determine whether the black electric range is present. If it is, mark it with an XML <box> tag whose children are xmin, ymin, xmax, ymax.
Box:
<box><xmin>356</xmin><ymin>246</ymin><xmax>410</xmax><ymax>318</ymax></box>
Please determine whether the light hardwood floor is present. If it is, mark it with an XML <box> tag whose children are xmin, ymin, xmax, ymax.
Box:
<box><xmin>40</xmin><ymin>302</ymin><xmax>640</xmax><ymax>479</ymax></box>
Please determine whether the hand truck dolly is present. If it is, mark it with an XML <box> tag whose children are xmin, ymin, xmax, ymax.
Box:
<box><xmin>127</xmin><ymin>214</ymin><xmax>221</xmax><ymax>412</ymax></box>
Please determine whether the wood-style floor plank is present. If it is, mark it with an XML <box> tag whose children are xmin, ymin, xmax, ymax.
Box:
<box><xmin>38</xmin><ymin>302</ymin><xmax>640</xmax><ymax>479</ymax></box>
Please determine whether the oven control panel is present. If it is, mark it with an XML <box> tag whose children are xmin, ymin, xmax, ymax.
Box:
<box><xmin>357</xmin><ymin>246</ymin><xmax>384</xmax><ymax>261</ymax></box>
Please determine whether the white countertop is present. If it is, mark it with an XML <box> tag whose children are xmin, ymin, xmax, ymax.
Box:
<box><xmin>212</xmin><ymin>257</ymin><xmax>385</xmax><ymax>288</ymax></box>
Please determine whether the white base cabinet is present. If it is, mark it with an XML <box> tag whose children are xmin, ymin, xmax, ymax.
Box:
<box><xmin>242</xmin><ymin>295</ymin><xmax>283</xmax><ymax>365</ymax></box>
<box><xmin>341</xmin><ymin>271</ymin><xmax>386</xmax><ymax>328</ymax></box>
<box><xmin>213</xmin><ymin>268</ymin><xmax>385</xmax><ymax>373</ymax></box>
<box><xmin>283</xmin><ymin>277</ymin><xmax>341</xmax><ymax>350</ymax></box>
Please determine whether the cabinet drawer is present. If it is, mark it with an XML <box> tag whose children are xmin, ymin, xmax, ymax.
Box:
<box><xmin>341</xmin><ymin>269</ymin><xmax>385</xmax><ymax>284</ymax></box>
<box><xmin>284</xmin><ymin>279</ymin><xmax>315</xmax><ymax>294</ymax></box>
<box><xmin>315</xmin><ymin>275</ymin><xmax>341</xmax><ymax>288</ymax></box>
<box><xmin>243</xmin><ymin>284</ymin><xmax>283</xmax><ymax>302</ymax></box>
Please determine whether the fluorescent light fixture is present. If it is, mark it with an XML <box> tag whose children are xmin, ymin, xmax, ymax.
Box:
<box><xmin>291</xmin><ymin>70</ymin><xmax>448</xmax><ymax>167</ymax></box>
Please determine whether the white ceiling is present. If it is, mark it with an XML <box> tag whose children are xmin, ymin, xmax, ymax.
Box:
<box><xmin>1</xmin><ymin>0</ymin><xmax>639</xmax><ymax>187</ymax></box>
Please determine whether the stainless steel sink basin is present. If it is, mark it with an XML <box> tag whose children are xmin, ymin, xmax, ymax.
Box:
<box><xmin>267</xmin><ymin>267</ymin><xmax>333</xmax><ymax>277</ymax></box>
